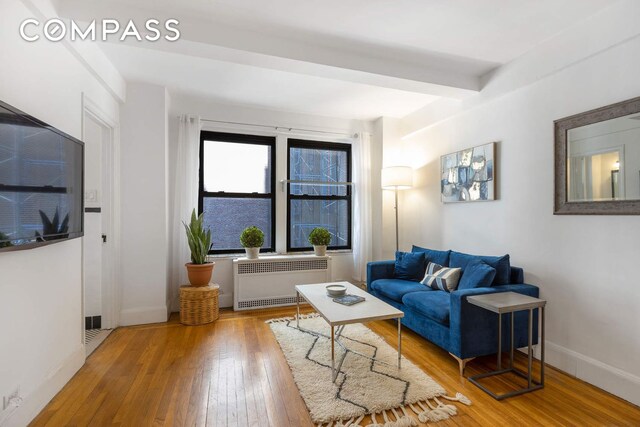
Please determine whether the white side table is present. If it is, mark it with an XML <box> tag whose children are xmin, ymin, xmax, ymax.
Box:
<box><xmin>467</xmin><ymin>291</ymin><xmax>546</xmax><ymax>400</ymax></box>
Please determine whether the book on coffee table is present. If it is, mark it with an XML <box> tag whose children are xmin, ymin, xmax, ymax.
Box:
<box><xmin>333</xmin><ymin>294</ymin><xmax>366</xmax><ymax>306</ymax></box>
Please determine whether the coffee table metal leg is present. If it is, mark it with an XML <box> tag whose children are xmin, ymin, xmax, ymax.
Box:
<box><xmin>497</xmin><ymin>312</ymin><xmax>502</xmax><ymax>370</ymax></box>
<box><xmin>397</xmin><ymin>318</ymin><xmax>402</xmax><ymax>368</ymax></box>
<box><xmin>331</xmin><ymin>325</ymin><xmax>336</xmax><ymax>382</ymax></box>
<box><xmin>296</xmin><ymin>290</ymin><xmax>300</xmax><ymax>329</ymax></box>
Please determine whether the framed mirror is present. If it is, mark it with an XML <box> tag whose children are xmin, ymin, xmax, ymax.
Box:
<box><xmin>554</xmin><ymin>96</ymin><xmax>640</xmax><ymax>215</ymax></box>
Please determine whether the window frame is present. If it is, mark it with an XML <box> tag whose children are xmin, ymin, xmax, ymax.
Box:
<box><xmin>198</xmin><ymin>130</ymin><xmax>276</xmax><ymax>255</ymax></box>
<box><xmin>286</xmin><ymin>138</ymin><xmax>352</xmax><ymax>252</ymax></box>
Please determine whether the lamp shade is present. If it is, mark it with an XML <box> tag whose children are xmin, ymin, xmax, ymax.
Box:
<box><xmin>381</xmin><ymin>166</ymin><xmax>413</xmax><ymax>190</ymax></box>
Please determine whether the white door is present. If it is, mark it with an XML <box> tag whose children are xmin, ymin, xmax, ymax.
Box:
<box><xmin>83</xmin><ymin>114</ymin><xmax>112</xmax><ymax>330</ymax></box>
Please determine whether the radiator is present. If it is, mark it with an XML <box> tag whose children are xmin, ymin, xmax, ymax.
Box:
<box><xmin>233</xmin><ymin>255</ymin><xmax>332</xmax><ymax>310</ymax></box>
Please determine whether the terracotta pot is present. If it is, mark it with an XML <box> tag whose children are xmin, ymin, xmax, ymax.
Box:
<box><xmin>245</xmin><ymin>247</ymin><xmax>259</xmax><ymax>259</ymax></box>
<box><xmin>313</xmin><ymin>245</ymin><xmax>327</xmax><ymax>256</ymax></box>
<box><xmin>185</xmin><ymin>262</ymin><xmax>215</xmax><ymax>287</ymax></box>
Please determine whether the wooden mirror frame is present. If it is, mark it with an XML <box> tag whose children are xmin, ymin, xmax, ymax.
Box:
<box><xmin>554</xmin><ymin>96</ymin><xmax>640</xmax><ymax>215</ymax></box>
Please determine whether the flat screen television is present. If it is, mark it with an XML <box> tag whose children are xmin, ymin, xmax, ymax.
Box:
<box><xmin>0</xmin><ymin>100</ymin><xmax>84</xmax><ymax>251</ymax></box>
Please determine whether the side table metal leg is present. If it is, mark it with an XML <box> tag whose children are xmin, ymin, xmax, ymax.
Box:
<box><xmin>497</xmin><ymin>313</ymin><xmax>502</xmax><ymax>370</ymax></box>
<box><xmin>528</xmin><ymin>308</ymin><xmax>533</xmax><ymax>388</ymax></box>
<box><xmin>331</xmin><ymin>325</ymin><xmax>336</xmax><ymax>382</ymax></box>
<box><xmin>397</xmin><ymin>318</ymin><xmax>402</xmax><ymax>369</ymax></box>
<box><xmin>510</xmin><ymin>311</ymin><xmax>514</xmax><ymax>369</ymax></box>
<box><xmin>541</xmin><ymin>306</ymin><xmax>545</xmax><ymax>385</ymax></box>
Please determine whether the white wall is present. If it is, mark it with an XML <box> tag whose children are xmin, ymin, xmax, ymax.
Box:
<box><xmin>390</xmin><ymin>32</ymin><xmax>640</xmax><ymax>404</ymax></box>
<box><xmin>167</xmin><ymin>94</ymin><xmax>373</xmax><ymax>309</ymax></box>
<box><xmin>119</xmin><ymin>83</ymin><xmax>170</xmax><ymax>325</ymax></box>
<box><xmin>376</xmin><ymin>117</ymin><xmax>421</xmax><ymax>260</ymax></box>
<box><xmin>370</xmin><ymin>118</ymin><xmax>384</xmax><ymax>261</ymax></box>
<box><xmin>0</xmin><ymin>0</ymin><xmax>121</xmax><ymax>424</ymax></box>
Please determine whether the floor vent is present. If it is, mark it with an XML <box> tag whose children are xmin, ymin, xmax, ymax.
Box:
<box><xmin>84</xmin><ymin>329</ymin><xmax>103</xmax><ymax>344</ymax></box>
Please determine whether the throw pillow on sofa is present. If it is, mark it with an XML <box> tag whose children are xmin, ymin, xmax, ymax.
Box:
<box><xmin>394</xmin><ymin>251</ymin><xmax>426</xmax><ymax>281</ymax></box>
<box><xmin>449</xmin><ymin>251</ymin><xmax>511</xmax><ymax>285</ymax></box>
<box><xmin>411</xmin><ymin>245</ymin><xmax>451</xmax><ymax>266</ymax></box>
<box><xmin>458</xmin><ymin>258</ymin><xmax>496</xmax><ymax>290</ymax></box>
<box><xmin>420</xmin><ymin>262</ymin><xmax>462</xmax><ymax>292</ymax></box>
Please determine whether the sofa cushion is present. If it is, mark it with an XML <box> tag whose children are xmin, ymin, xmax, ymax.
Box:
<box><xmin>402</xmin><ymin>291</ymin><xmax>451</xmax><ymax>325</ymax></box>
<box><xmin>421</xmin><ymin>262</ymin><xmax>462</xmax><ymax>292</ymax></box>
<box><xmin>450</xmin><ymin>251</ymin><xmax>511</xmax><ymax>285</ymax></box>
<box><xmin>411</xmin><ymin>245</ymin><xmax>451</xmax><ymax>266</ymax></box>
<box><xmin>394</xmin><ymin>251</ymin><xmax>426</xmax><ymax>281</ymax></box>
<box><xmin>370</xmin><ymin>279</ymin><xmax>429</xmax><ymax>302</ymax></box>
<box><xmin>458</xmin><ymin>258</ymin><xmax>496</xmax><ymax>290</ymax></box>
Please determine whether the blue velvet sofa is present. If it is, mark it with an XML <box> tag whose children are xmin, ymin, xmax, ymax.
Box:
<box><xmin>367</xmin><ymin>246</ymin><xmax>539</xmax><ymax>374</ymax></box>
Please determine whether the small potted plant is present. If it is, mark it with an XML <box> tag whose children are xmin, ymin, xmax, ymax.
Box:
<box><xmin>240</xmin><ymin>226</ymin><xmax>264</xmax><ymax>259</ymax></box>
<box><xmin>308</xmin><ymin>227</ymin><xmax>331</xmax><ymax>256</ymax></box>
<box><xmin>0</xmin><ymin>232</ymin><xmax>13</xmax><ymax>248</ymax></box>
<box><xmin>183</xmin><ymin>209</ymin><xmax>214</xmax><ymax>286</ymax></box>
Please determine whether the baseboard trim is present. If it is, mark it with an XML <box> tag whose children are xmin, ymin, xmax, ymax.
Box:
<box><xmin>219</xmin><ymin>294</ymin><xmax>233</xmax><ymax>309</ymax></box>
<box><xmin>119</xmin><ymin>306</ymin><xmax>168</xmax><ymax>326</ymax></box>
<box><xmin>1</xmin><ymin>344</ymin><xmax>85</xmax><ymax>427</ymax></box>
<box><xmin>543</xmin><ymin>341</ymin><xmax>640</xmax><ymax>406</ymax></box>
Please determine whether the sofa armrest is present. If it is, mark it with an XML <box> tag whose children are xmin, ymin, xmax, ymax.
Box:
<box><xmin>449</xmin><ymin>284</ymin><xmax>540</xmax><ymax>359</ymax></box>
<box><xmin>366</xmin><ymin>260</ymin><xmax>395</xmax><ymax>291</ymax></box>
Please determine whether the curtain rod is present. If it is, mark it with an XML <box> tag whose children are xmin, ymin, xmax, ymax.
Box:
<box><xmin>179</xmin><ymin>116</ymin><xmax>358</xmax><ymax>138</ymax></box>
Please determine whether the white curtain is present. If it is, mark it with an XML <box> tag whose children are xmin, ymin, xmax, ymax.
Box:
<box><xmin>352</xmin><ymin>131</ymin><xmax>373</xmax><ymax>282</ymax></box>
<box><xmin>171</xmin><ymin>115</ymin><xmax>201</xmax><ymax>303</ymax></box>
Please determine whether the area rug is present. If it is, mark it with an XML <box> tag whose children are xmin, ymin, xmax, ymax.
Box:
<box><xmin>268</xmin><ymin>314</ymin><xmax>471</xmax><ymax>426</ymax></box>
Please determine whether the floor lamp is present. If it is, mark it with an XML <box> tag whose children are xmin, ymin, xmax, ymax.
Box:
<box><xmin>381</xmin><ymin>166</ymin><xmax>413</xmax><ymax>252</ymax></box>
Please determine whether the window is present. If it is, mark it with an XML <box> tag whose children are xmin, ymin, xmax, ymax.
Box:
<box><xmin>199</xmin><ymin>131</ymin><xmax>275</xmax><ymax>254</ymax></box>
<box><xmin>287</xmin><ymin>139</ymin><xmax>351</xmax><ymax>251</ymax></box>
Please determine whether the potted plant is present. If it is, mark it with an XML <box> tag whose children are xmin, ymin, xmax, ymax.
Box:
<box><xmin>308</xmin><ymin>227</ymin><xmax>331</xmax><ymax>256</ymax></box>
<box><xmin>0</xmin><ymin>232</ymin><xmax>13</xmax><ymax>248</ymax></box>
<box><xmin>183</xmin><ymin>209</ymin><xmax>214</xmax><ymax>287</ymax></box>
<box><xmin>240</xmin><ymin>226</ymin><xmax>264</xmax><ymax>259</ymax></box>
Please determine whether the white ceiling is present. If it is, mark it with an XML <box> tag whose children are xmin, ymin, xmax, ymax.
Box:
<box><xmin>99</xmin><ymin>44</ymin><xmax>439</xmax><ymax>120</ymax></box>
<box><xmin>57</xmin><ymin>0</ymin><xmax>617</xmax><ymax>120</ymax></box>
<box><xmin>97</xmin><ymin>0</ymin><xmax>614</xmax><ymax>63</ymax></box>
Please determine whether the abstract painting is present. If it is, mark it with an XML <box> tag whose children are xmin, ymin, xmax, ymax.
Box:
<box><xmin>441</xmin><ymin>142</ymin><xmax>495</xmax><ymax>203</ymax></box>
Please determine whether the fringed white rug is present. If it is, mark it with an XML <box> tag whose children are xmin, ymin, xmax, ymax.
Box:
<box><xmin>268</xmin><ymin>313</ymin><xmax>471</xmax><ymax>427</ymax></box>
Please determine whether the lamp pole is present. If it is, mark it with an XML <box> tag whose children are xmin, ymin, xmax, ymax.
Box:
<box><xmin>394</xmin><ymin>186</ymin><xmax>399</xmax><ymax>252</ymax></box>
<box><xmin>381</xmin><ymin>166</ymin><xmax>413</xmax><ymax>254</ymax></box>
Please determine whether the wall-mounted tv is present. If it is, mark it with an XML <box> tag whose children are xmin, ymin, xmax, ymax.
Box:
<box><xmin>0</xmin><ymin>100</ymin><xmax>84</xmax><ymax>251</ymax></box>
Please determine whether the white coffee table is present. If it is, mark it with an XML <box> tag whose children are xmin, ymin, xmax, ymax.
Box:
<box><xmin>295</xmin><ymin>281</ymin><xmax>404</xmax><ymax>382</ymax></box>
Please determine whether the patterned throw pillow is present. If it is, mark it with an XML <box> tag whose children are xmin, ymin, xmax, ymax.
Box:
<box><xmin>420</xmin><ymin>262</ymin><xmax>462</xmax><ymax>292</ymax></box>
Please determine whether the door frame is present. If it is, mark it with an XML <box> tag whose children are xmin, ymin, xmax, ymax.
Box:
<box><xmin>568</xmin><ymin>145</ymin><xmax>625</xmax><ymax>201</ymax></box>
<box><xmin>81</xmin><ymin>93</ymin><xmax>121</xmax><ymax>331</ymax></box>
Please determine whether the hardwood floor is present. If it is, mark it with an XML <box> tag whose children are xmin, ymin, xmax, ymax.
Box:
<box><xmin>32</xmin><ymin>306</ymin><xmax>640</xmax><ymax>426</ymax></box>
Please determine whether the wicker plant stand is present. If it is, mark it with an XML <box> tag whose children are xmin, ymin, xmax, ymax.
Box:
<box><xmin>180</xmin><ymin>284</ymin><xmax>220</xmax><ymax>326</ymax></box>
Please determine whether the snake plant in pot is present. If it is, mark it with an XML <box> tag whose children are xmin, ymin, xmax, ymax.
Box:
<box><xmin>183</xmin><ymin>209</ymin><xmax>214</xmax><ymax>286</ymax></box>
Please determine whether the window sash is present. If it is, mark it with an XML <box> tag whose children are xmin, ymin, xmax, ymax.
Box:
<box><xmin>286</xmin><ymin>139</ymin><xmax>352</xmax><ymax>252</ymax></box>
<box><xmin>199</xmin><ymin>131</ymin><xmax>276</xmax><ymax>254</ymax></box>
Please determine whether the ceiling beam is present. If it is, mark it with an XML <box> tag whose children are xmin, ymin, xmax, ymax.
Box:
<box><xmin>55</xmin><ymin>0</ymin><xmax>496</xmax><ymax>99</ymax></box>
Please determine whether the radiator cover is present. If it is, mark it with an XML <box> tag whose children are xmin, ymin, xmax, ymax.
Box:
<box><xmin>233</xmin><ymin>255</ymin><xmax>332</xmax><ymax>310</ymax></box>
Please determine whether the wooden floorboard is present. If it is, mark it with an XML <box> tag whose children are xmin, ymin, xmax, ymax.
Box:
<box><xmin>30</xmin><ymin>306</ymin><xmax>640</xmax><ymax>427</ymax></box>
